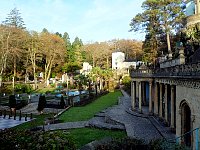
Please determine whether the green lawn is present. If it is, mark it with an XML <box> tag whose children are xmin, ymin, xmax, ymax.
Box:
<box><xmin>13</xmin><ymin>113</ymin><xmax>54</xmax><ymax>130</ymax></box>
<box><xmin>68</xmin><ymin>127</ymin><xmax>126</xmax><ymax>149</ymax></box>
<box><xmin>34</xmin><ymin>87</ymin><xmax>55</xmax><ymax>94</ymax></box>
<box><xmin>59</xmin><ymin>90</ymin><xmax>122</xmax><ymax>122</ymax></box>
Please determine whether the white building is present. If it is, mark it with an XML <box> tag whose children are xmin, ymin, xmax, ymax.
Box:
<box><xmin>80</xmin><ymin>62</ymin><xmax>92</xmax><ymax>75</ymax></box>
<box><xmin>112</xmin><ymin>52</ymin><xmax>125</xmax><ymax>70</ymax></box>
<box><xmin>112</xmin><ymin>51</ymin><xmax>136</xmax><ymax>71</ymax></box>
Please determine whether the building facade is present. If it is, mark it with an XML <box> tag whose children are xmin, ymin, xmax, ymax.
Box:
<box><xmin>130</xmin><ymin>1</ymin><xmax>200</xmax><ymax>149</ymax></box>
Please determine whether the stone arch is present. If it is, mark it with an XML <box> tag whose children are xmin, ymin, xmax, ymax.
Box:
<box><xmin>179</xmin><ymin>100</ymin><xmax>192</xmax><ymax>147</ymax></box>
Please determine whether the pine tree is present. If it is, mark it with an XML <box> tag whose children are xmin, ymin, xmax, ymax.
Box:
<box><xmin>3</xmin><ymin>7</ymin><xmax>25</xmax><ymax>29</ymax></box>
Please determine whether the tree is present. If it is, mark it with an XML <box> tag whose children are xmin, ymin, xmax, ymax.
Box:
<box><xmin>130</xmin><ymin>0</ymin><xmax>186</xmax><ymax>62</ymax></box>
<box><xmin>0</xmin><ymin>25</ymin><xmax>11</xmax><ymax>87</ymax></box>
<box><xmin>37</xmin><ymin>94</ymin><xmax>46</xmax><ymax>114</ymax></box>
<box><xmin>2</xmin><ymin>7</ymin><xmax>26</xmax><ymax>93</ymax></box>
<box><xmin>83</xmin><ymin>42</ymin><xmax>112</xmax><ymax>68</ymax></box>
<box><xmin>40</xmin><ymin>32</ymin><xmax>65</xmax><ymax>86</ymax></box>
<box><xmin>113</xmin><ymin>39</ymin><xmax>143</xmax><ymax>60</ymax></box>
<box><xmin>3</xmin><ymin>7</ymin><xmax>25</xmax><ymax>29</ymax></box>
<box><xmin>9</xmin><ymin>95</ymin><xmax>16</xmax><ymax>109</ymax></box>
<box><xmin>60</xmin><ymin>95</ymin><xmax>65</xmax><ymax>108</ymax></box>
<box><xmin>71</xmin><ymin>37</ymin><xmax>83</xmax><ymax>64</ymax></box>
<box><xmin>26</xmin><ymin>31</ymin><xmax>41</xmax><ymax>89</ymax></box>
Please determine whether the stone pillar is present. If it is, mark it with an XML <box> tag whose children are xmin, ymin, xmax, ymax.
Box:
<box><xmin>170</xmin><ymin>85</ymin><xmax>175</xmax><ymax>129</ymax></box>
<box><xmin>131</xmin><ymin>81</ymin><xmax>133</xmax><ymax>104</ymax></box>
<box><xmin>196</xmin><ymin>0</ymin><xmax>200</xmax><ymax>14</ymax></box>
<box><xmin>149</xmin><ymin>81</ymin><xmax>152</xmax><ymax>114</ymax></box>
<box><xmin>154</xmin><ymin>82</ymin><xmax>158</xmax><ymax>115</ymax></box>
<box><xmin>142</xmin><ymin>82</ymin><xmax>146</xmax><ymax>105</ymax></box>
<box><xmin>131</xmin><ymin>81</ymin><xmax>136</xmax><ymax>110</ymax></box>
<box><xmin>139</xmin><ymin>81</ymin><xmax>142</xmax><ymax>113</ymax></box>
<box><xmin>164</xmin><ymin>84</ymin><xmax>168</xmax><ymax>123</ymax></box>
<box><xmin>159</xmin><ymin>83</ymin><xmax>163</xmax><ymax>118</ymax></box>
<box><xmin>136</xmin><ymin>82</ymin><xmax>139</xmax><ymax>100</ymax></box>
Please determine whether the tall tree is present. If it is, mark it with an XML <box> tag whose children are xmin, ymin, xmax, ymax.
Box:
<box><xmin>3</xmin><ymin>7</ymin><xmax>25</xmax><ymax>29</ymax></box>
<box><xmin>130</xmin><ymin>0</ymin><xmax>186</xmax><ymax>62</ymax></box>
<box><xmin>26</xmin><ymin>31</ymin><xmax>41</xmax><ymax>89</ymax></box>
<box><xmin>0</xmin><ymin>25</ymin><xmax>11</xmax><ymax>87</ymax></box>
<box><xmin>40</xmin><ymin>32</ymin><xmax>65</xmax><ymax>86</ymax></box>
<box><xmin>2</xmin><ymin>7</ymin><xmax>26</xmax><ymax>92</ymax></box>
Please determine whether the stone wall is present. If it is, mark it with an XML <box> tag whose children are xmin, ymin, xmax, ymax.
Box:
<box><xmin>176</xmin><ymin>85</ymin><xmax>200</xmax><ymax>148</ymax></box>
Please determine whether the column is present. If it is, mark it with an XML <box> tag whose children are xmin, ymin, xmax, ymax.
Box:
<box><xmin>142</xmin><ymin>82</ymin><xmax>146</xmax><ymax>105</ymax></box>
<box><xmin>139</xmin><ymin>81</ymin><xmax>142</xmax><ymax>113</ymax></box>
<box><xmin>149</xmin><ymin>81</ymin><xmax>152</xmax><ymax>114</ymax></box>
<box><xmin>159</xmin><ymin>83</ymin><xmax>163</xmax><ymax>118</ymax></box>
<box><xmin>170</xmin><ymin>85</ymin><xmax>175</xmax><ymax>129</ymax></box>
<box><xmin>196</xmin><ymin>0</ymin><xmax>200</xmax><ymax>14</ymax></box>
<box><xmin>164</xmin><ymin>84</ymin><xmax>168</xmax><ymax>123</ymax></box>
<box><xmin>131</xmin><ymin>81</ymin><xmax>133</xmax><ymax>105</ymax></box>
<box><xmin>154</xmin><ymin>82</ymin><xmax>158</xmax><ymax>115</ymax></box>
<box><xmin>131</xmin><ymin>81</ymin><xmax>136</xmax><ymax>110</ymax></box>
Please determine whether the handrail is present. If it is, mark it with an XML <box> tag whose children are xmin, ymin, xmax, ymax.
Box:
<box><xmin>168</xmin><ymin>127</ymin><xmax>199</xmax><ymax>150</ymax></box>
<box><xmin>175</xmin><ymin>128</ymin><xmax>199</xmax><ymax>139</ymax></box>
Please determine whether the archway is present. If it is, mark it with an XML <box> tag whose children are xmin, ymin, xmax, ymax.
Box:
<box><xmin>181</xmin><ymin>101</ymin><xmax>191</xmax><ymax>147</ymax></box>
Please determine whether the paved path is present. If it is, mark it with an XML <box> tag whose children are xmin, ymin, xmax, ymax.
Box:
<box><xmin>44</xmin><ymin>121</ymin><xmax>88</xmax><ymax>131</ymax></box>
<box><xmin>106</xmin><ymin>91</ymin><xmax>162</xmax><ymax>143</ymax></box>
<box><xmin>41</xmin><ymin>89</ymin><xmax>175</xmax><ymax>143</ymax></box>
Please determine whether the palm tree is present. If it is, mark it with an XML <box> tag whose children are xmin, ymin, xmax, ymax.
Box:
<box><xmin>102</xmin><ymin>69</ymin><xmax>113</xmax><ymax>91</ymax></box>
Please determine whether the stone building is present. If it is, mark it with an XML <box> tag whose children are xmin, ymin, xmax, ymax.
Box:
<box><xmin>130</xmin><ymin>1</ymin><xmax>200</xmax><ymax>149</ymax></box>
<box><xmin>112</xmin><ymin>51</ymin><xmax>137</xmax><ymax>76</ymax></box>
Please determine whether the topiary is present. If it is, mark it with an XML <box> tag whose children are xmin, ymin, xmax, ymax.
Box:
<box><xmin>9</xmin><ymin>95</ymin><xmax>16</xmax><ymax>108</ymax></box>
<box><xmin>60</xmin><ymin>95</ymin><xmax>65</xmax><ymax>108</ymax></box>
<box><xmin>37</xmin><ymin>94</ymin><xmax>46</xmax><ymax>113</ymax></box>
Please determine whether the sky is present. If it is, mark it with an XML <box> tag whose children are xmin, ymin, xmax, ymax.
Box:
<box><xmin>0</xmin><ymin>0</ymin><xmax>145</xmax><ymax>43</ymax></box>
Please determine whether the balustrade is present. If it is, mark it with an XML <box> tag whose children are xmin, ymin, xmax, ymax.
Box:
<box><xmin>131</xmin><ymin>62</ymin><xmax>200</xmax><ymax>78</ymax></box>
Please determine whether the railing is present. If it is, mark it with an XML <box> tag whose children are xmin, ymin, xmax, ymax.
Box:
<box><xmin>160</xmin><ymin>57</ymin><xmax>185</xmax><ymax>68</ymax></box>
<box><xmin>169</xmin><ymin>128</ymin><xmax>199</xmax><ymax>150</ymax></box>
<box><xmin>130</xmin><ymin>62</ymin><xmax>200</xmax><ymax>78</ymax></box>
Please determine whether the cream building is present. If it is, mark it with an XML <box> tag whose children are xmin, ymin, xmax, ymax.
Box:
<box><xmin>130</xmin><ymin>1</ymin><xmax>200</xmax><ymax>149</ymax></box>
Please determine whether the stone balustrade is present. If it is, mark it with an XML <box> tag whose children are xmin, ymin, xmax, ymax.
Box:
<box><xmin>160</xmin><ymin>58</ymin><xmax>182</xmax><ymax>69</ymax></box>
<box><xmin>131</xmin><ymin>62</ymin><xmax>200</xmax><ymax>79</ymax></box>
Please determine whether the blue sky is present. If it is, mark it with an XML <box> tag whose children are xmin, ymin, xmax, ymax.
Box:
<box><xmin>0</xmin><ymin>0</ymin><xmax>145</xmax><ymax>43</ymax></box>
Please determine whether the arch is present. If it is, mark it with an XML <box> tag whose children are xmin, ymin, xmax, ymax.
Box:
<box><xmin>180</xmin><ymin>100</ymin><xmax>192</xmax><ymax>147</ymax></box>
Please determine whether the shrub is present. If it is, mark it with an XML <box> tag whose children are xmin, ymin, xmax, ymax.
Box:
<box><xmin>9</xmin><ymin>95</ymin><xmax>16</xmax><ymax>108</ymax></box>
<box><xmin>95</xmin><ymin>137</ymin><xmax>146</xmax><ymax>150</ymax></box>
<box><xmin>60</xmin><ymin>96</ymin><xmax>65</xmax><ymax>108</ymax></box>
<box><xmin>37</xmin><ymin>95</ymin><xmax>46</xmax><ymax>113</ymax></box>
<box><xmin>95</xmin><ymin>138</ymin><xmax>190</xmax><ymax>150</ymax></box>
<box><xmin>62</xmin><ymin>82</ymin><xmax>67</xmax><ymax>88</ymax></box>
<box><xmin>0</xmin><ymin>129</ymin><xmax>76</xmax><ymax>150</ymax></box>
<box><xmin>50</xmin><ymin>83</ymin><xmax>55</xmax><ymax>88</ymax></box>
<box><xmin>122</xmin><ymin>76</ymin><xmax>131</xmax><ymax>95</ymax></box>
<box><xmin>15</xmin><ymin>84</ymin><xmax>33</xmax><ymax>94</ymax></box>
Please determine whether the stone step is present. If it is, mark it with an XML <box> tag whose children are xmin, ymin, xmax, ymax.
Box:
<box><xmin>88</xmin><ymin>117</ymin><xmax>125</xmax><ymax>130</ymax></box>
<box><xmin>148</xmin><ymin>116</ymin><xmax>176</xmax><ymax>141</ymax></box>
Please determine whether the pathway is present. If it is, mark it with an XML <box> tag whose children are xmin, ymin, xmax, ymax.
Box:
<box><xmin>42</xmin><ymin>89</ymin><xmax>175</xmax><ymax>143</ymax></box>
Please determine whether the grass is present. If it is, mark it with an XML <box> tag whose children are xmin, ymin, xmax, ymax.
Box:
<box><xmin>59</xmin><ymin>90</ymin><xmax>122</xmax><ymax>122</ymax></box>
<box><xmin>68</xmin><ymin>127</ymin><xmax>126</xmax><ymax>149</ymax></box>
<box><xmin>13</xmin><ymin>113</ymin><xmax>54</xmax><ymax>130</ymax></box>
<box><xmin>34</xmin><ymin>87</ymin><xmax>55</xmax><ymax>94</ymax></box>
